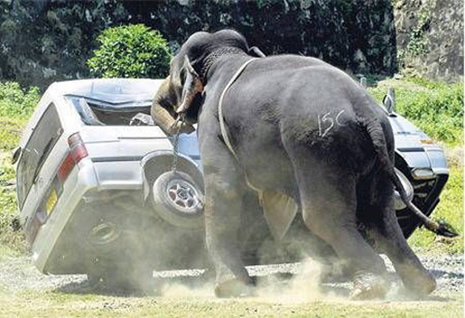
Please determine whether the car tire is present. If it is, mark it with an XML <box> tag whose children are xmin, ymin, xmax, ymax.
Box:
<box><xmin>150</xmin><ymin>171</ymin><xmax>204</xmax><ymax>229</ymax></box>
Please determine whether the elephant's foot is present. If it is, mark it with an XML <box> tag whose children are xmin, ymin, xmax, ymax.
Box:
<box><xmin>213</xmin><ymin>264</ymin><xmax>253</xmax><ymax>298</ymax></box>
<box><xmin>399</xmin><ymin>265</ymin><xmax>436</xmax><ymax>297</ymax></box>
<box><xmin>350</xmin><ymin>271</ymin><xmax>390</xmax><ymax>300</ymax></box>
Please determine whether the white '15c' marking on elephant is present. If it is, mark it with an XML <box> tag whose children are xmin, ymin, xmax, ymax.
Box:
<box><xmin>318</xmin><ymin>110</ymin><xmax>346</xmax><ymax>137</ymax></box>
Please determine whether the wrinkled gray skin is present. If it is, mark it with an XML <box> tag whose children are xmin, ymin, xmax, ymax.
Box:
<box><xmin>151</xmin><ymin>30</ymin><xmax>436</xmax><ymax>299</ymax></box>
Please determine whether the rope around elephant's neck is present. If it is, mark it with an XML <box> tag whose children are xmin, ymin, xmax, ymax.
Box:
<box><xmin>218</xmin><ymin>57</ymin><xmax>260</xmax><ymax>192</ymax></box>
<box><xmin>218</xmin><ymin>58</ymin><xmax>256</xmax><ymax>161</ymax></box>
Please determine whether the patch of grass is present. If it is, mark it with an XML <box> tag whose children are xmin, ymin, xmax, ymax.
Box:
<box><xmin>0</xmin><ymin>82</ymin><xmax>40</xmax><ymax>119</ymax></box>
<box><xmin>0</xmin><ymin>81</ymin><xmax>39</xmax><ymax>151</ymax></box>
<box><xmin>368</xmin><ymin>78</ymin><xmax>463</xmax><ymax>146</ymax></box>
<box><xmin>0</xmin><ymin>82</ymin><xmax>37</xmax><ymax>254</ymax></box>
<box><xmin>0</xmin><ymin>152</ymin><xmax>27</xmax><ymax>255</ymax></box>
<box><xmin>0</xmin><ymin>117</ymin><xmax>26</xmax><ymax>151</ymax></box>
<box><xmin>0</xmin><ymin>291</ymin><xmax>462</xmax><ymax>318</ymax></box>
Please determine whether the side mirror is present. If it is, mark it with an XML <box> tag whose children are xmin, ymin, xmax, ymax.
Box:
<box><xmin>359</xmin><ymin>75</ymin><xmax>367</xmax><ymax>88</ymax></box>
<box><xmin>383</xmin><ymin>87</ymin><xmax>396</xmax><ymax>115</ymax></box>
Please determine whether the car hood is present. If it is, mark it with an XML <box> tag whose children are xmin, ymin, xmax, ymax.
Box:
<box><xmin>388</xmin><ymin>113</ymin><xmax>437</xmax><ymax>150</ymax></box>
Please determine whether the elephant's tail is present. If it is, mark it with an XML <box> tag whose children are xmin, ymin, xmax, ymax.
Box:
<box><xmin>363</xmin><ymin>117</ymin><xmax>458</xmax><ymax>238</ymax></box>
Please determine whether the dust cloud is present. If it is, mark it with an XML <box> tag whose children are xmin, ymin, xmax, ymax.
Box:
<box><xmin>253</xmin><ymin>257</ymin><xmax>346</xmax><ymax>303</ymax></box>
<box><xmin>152</xmin><ymin>257</ymin><xmax>347</xmax><ymax>303</ymax></box>
<box><xmin>160</xmin><ymin>280</ymin><xmax>213</xmax><ymax>298</ymax></box>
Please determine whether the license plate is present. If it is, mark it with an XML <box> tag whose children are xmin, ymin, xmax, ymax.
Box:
<box><xmin>46</xmin><ymin>189</ymin><xmax>58</xmax><ymax>216</ymax></box>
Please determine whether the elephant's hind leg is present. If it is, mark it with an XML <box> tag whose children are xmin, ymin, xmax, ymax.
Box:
<box><xmin>288</xmin><ymin>150</ymin><xmax>390</xmax><ymax>299</ymax></box>
<box><xmin>364</xmin><ymin>179</ymin><xmax>436</xmax><ymax>297</ymax></box>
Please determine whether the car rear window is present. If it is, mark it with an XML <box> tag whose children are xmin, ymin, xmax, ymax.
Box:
<box><xmin>67</xmin><ymin>96</ymin><xmax>153</xmax><ymax>126</ymax></box>
<box><xmin>17</xmin><ymin>104</ymin><xmax>63</xmax><ymax>208</ymax></box>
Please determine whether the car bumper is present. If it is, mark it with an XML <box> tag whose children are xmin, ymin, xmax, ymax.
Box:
<box><xmin>395</xmin><ymin>147</ymin><xmax>449</xmax><ymax>238</ymax></box>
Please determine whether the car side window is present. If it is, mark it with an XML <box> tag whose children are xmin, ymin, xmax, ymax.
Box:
<box><xmin>17</xmin><ymin>103</ymin><xmax>63</xmax><ymax>208</ymax></box>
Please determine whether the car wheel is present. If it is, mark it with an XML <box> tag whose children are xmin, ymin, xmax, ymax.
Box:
<box><xmin>151</xmin><ymin>171</ymin><xmax>204</xmax><ymax>229</ymax></box>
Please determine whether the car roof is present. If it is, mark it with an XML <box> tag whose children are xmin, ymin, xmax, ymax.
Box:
<box><xmin>49</xmin><ymin>78</ymin><xmax>163</xmax><ymax>105</ymax></box>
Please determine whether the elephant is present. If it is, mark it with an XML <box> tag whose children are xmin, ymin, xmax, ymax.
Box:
<box><xmin>150</xmin><ymin>29</ymin><xmax>452</xmax><ymax>299</ymax></box>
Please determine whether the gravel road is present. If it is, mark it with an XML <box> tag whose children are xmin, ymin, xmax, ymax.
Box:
<box><xmin>0</xmin><ymin>253</ymin><xmax>462</xmax><ymax>299</ymax></box>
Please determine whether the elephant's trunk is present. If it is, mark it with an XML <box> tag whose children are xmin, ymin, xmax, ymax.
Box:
<box><xmin>151</xmin><ymin>76</ymin><xmax>195</xmax><ymax>135</ymax></box>
<box><xmin>151</xmin><ymin>101</ymin><xmax>177</xmax><ymax>135</ymax></box>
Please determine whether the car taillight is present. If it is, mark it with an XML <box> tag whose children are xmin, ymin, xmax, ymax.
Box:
<box><xmin>57</xmin><ymin>133</ymin><xmax>88</xmax><ymax>183</ymax></box>
<box><xmin>68</xmin><ymin>133</ymin><xmax>88</xmax><ymax>163</ymax></box>
<box><xmin>57</xmin><ymin>153</ymin><xmax>74</xmax><ymax>183</ymax></box>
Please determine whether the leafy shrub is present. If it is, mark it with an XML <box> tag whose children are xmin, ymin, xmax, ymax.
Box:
<box><xmin>0</xmin><ymin>82</ymin><xmax>40</xmax><ymax>119</ymax></box>
<box><xmin>369</xmin><ymin>78</ymin><xmax>463</xmax><ymax>145</ymax></box>
<box><xmin>87</xmin><ymin>24</ymin><xmax>171</xmax><ymax>79</ymax></box>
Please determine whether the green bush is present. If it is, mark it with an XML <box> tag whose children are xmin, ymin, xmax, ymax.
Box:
<box><xmin>369</xmin><ymin>78</ymin><xmax>463</xmax><ymax>145</ymax></box>
<box><xmin>87</xmin><ymin>24</ymin><xmax>171</xmax><ymax>79</ymax></box>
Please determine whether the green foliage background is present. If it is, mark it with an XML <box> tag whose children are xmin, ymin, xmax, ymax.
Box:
<box><xmin>0</xmin><ymin>0</ymin><xmax>398</xmax><ymax>89</ymax></box>
<box><xmin>87</xmin><ymin>24</ymin><xmax>171</xmax><ymax>79</ymax></box>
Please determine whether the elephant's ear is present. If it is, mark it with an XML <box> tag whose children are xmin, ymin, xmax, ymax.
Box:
<box><xmin>176</xmin><ymin>56</ymin><xmax>204</xmax><ymax>114</ymax></box>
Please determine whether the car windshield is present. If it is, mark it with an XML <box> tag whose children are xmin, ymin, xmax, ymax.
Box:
<box><xmin>17</xmin><ymin>104</ymin><xmax>63</xmax><ymax>208</ymax></box>
<box><xmin>66</xmin><ymin>96</ymin><xmax>153</xmax><ymax>126</ymax></box>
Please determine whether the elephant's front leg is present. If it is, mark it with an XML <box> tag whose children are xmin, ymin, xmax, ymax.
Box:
<box><xmin>202</xmin><ymin>152</ymin><xmax>252</xmax><ymax>297</ymax></box>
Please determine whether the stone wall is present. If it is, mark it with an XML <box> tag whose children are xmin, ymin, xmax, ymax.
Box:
<box><xmin>394</xmin><ymin>0</ymin><xmax>463</xmax><ymax>82</ymax></box>
<box><xmin>0</xmin><ymin>0</ymin><xmax>397</xmax><ymax>89</ymax></box>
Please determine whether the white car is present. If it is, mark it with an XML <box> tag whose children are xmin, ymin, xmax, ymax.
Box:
<box><xmin>14</xmin><ymin>79</ymin><xmax>206</xmax><ymax>290</ymax></box>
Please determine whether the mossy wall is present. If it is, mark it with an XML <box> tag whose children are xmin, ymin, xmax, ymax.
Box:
<box><xmin>0</xmin><ymin>0</ymin><xmax>397</xmax><ymax>89</ymax></box>
<box><xmin>394</xmin><ymin>0</ymin><xmax>463</xmax><ymax>82</ymax></box>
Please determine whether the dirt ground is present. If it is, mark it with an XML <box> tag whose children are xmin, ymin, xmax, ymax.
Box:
<box><xmin>0</xmin><ymin>253</ymin><xmax>462</xmax><ymax>317</ymax></box>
